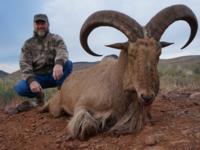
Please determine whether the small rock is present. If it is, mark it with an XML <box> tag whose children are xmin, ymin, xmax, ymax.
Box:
<box><xmin>189</xmin><ymin>92</ymin><xmax>200</xmax><ymax>100</ymax></box>
<box><xmin>25</xmin><ymin>128</ymin><xmax>30</xmax><ymax>132</ymax></box>
<box><xmin>56</xmin><ymin>144</ymin><xmax>61</xmax><ymax>149</ymax></box>
<box><xmin>93</xmin><ymin>139</ymin><xmax>100</xmax><ymax>143</ymax></box>
<box><xmin>195</xmin><ymin>132</ymin><xmax>200</xmax><ymax>139</ymax></box>
<box><xmin>41</xmin><ymin>120</ymin><xmax>46</xmax><ymax>125</ymax></box>
<box><xmin>170</xmin><ymin>139</ymin><xmax>191</xmax><ymax>146</ymax></box>
<box><xmin>170</xmin><ymin>140</ymin><xmax>195</xmax><ymax>149</ymax></box>
<box><xmin>55</xmin><ymin>138</ymin><xmax>63</xmax><ymax>144</ymax></box>
<box><xmin>39</xmin><ymin>115</ymin><xmax>44</xmax><ymax>119</ymax></box>
<box><xmin>66</xmin><ymin>143</ymin><xmax>78</xmax><ymax>150</ymax></box>
<box><xmin>144</xmin><ymin>146</ymin><xmax>165</xmax><ymax>150</ymax></box>
<box><xmin>78</xmin><ymin>143</ymin><xmax>89</xmax><ymax>149</ymax></box>
<box><xmin>144</xmin><ymin>135</ymin><xmax>157</xmax><ymax>146</ymax></box>
<box><xmin>181</xmin><ymin>129</ymin><xmax>192</xmax><ymax>136</ymax></box>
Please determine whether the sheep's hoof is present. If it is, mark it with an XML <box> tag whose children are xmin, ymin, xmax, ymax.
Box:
<box><xmin>37</xmin><ymin>105</ymin><xmax>48</xmax><ymax>113</ymax></box>
<box><xmin>68</xmin><ymin>109</ymin><xmax>99</xmax><ymax>140</ymax></box>
<box><xmin>65</xmin><ymin>134</ymin><xmax>74</xmax><ymax>141</ymax></box>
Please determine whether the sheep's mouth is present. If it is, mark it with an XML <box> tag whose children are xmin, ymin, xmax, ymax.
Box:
<box><xmin>140</xmin><ymin>94</ymin><xmax>155</xmax><ymax>106</ymax></box>
<box><xmin>124</xmin><ymin>88</ymin><xmax>154</xmax><ymax>102</ymax></box>
<box><xmin>143</xmin><ymin>99</ymin><xmax>154</xmax><ymax>106</ymax></box>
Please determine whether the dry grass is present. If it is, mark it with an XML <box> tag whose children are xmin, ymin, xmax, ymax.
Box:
<box><xmin>158</xmin><ymin>62</ymin><xmax>200</xmax><ymax>90</ymax></box>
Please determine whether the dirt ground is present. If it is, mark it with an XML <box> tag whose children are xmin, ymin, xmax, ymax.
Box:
<box><xmin>0</xmin><ymin>89</ymin><xmax>200</xmax><ymax>150</ymax></box>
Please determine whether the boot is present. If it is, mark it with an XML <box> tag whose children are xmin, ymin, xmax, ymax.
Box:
<box><xmin>4</xmin><ymin>101</ymin><xmax>34</xmax><ymax>115</ymax></box>
<box><xmin>57</xmin><ymin>85</ymin><xmax>61</xmax><ymax>90</ymax></box>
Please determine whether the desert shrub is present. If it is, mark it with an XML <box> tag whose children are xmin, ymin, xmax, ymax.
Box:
<box><xmin>158</xmin><ymin>63</ymin><xmax>200</xmax><ymax>90</ymax></box>
<box><xmin>193</xmin><ymin>66</ymin><xmax>200</xmax><ymax>75</ymax></box>
<box><xmin>0</xmin><ymin>79</ymin><xmax>18</xmax><ymax>106</ymax></box>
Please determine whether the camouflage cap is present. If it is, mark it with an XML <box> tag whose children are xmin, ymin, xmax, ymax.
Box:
<box><xmin>34</xmin><ymin>14</ymin><xmax>49</xmax><ymax>23</ymax></box>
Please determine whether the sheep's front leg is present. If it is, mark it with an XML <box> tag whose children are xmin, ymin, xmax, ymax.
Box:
<box><xmin>39</xmin><ymin>91</ymin><xmax>62</xmax><ymax>118</ymax></box>
<box><xmin>67</xmin><ymin>108</ymin><xmax>99</xmax><ymax>140</ymax></box>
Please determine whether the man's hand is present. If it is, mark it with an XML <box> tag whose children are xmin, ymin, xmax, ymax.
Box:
<box><xmin>30</xmin><ymin>81</ymin><xmax>42</xmax><ymax>93</ymax></box>
<box><xmin>53</xmin><ymin>64</ymin><xmax>63</xmax><ymax>80</ymax></box>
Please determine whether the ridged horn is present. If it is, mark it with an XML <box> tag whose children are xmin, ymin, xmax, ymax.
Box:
<box><xmin>80</xmin><ymin>10</ymin><xmax>143</xmax><ymax>56</ymax></box>
<box><xmin>145</xmin><ymin>4</ymin><xmax>198</xmax><ymax>49</ymax></box>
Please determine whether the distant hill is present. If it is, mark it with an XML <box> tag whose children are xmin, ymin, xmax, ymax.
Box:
<box><xmin>1</xmin><ymin>55</ymin><xmax>200</xmax><ymax>85</ymax></box>
<box><xmin>0</xmin><ymin>70</ymin><xmax>9</xmax><ymax>78</ymax></box>
<box><xmin>158</xmin><ymin>55</ymin><xmax>200</xmax><ymax>73</ymax></box>
<box><xmin>2</xmin><ymin>70</ymin><xmax>21</xmax><ymax>81</ymax></box>
<box><xmin>159</xmin><ymin>55</ymin><xmax>200</xmax><ymax>65</ymax></box>
<box><xmin>73</xmin><ymin>61</ymin><xmax>99</xmax><ymax>71</ymax></box>
<box><xmin>1</xmin><ymin>61</ymin><xmax>99</xmax><ymax>81</ymax></box>
<box><xmin>159</xmin><ymin>55</ymin><xmax>200</xmax><ymax>75</ymax></box>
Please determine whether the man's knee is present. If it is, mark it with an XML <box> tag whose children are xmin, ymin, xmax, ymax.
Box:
<box><xmin>63</xmin><ymin>60</ymin><xmax>73</xmax><ymax>77</ymax></box>
<box><xmin>14</xmin><ymin>80</ymin><xmax>29</xmax><ymax>96</ymax></box>
<box><xmin>64</xmin><ymin>60</ymin><xmax>73</xmax><ymax>73</ymax></box>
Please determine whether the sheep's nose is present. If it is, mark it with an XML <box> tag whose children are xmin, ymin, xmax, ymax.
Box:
<box><xmin>141</xmin><ymin>94</ymin><xmax>154</xmax><ymax>105</ymax></box>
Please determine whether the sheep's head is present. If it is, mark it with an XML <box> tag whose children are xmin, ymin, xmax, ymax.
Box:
<box><xmin>80</xmin><ymin>5</ymin><xmax>198</xmax><ymax>105</ymax></box>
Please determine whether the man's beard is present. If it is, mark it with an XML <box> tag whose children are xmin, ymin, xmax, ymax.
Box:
<box><xmin>36</xmin><ymin>30</ymin><xmax>46</xmax><ymax>37</ymax></box>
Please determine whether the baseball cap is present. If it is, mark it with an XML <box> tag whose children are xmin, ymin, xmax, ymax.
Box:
<box><xmin>34</xmin><ymin>14</ymin><xmax>49</xmax><ymax>23</ymax></box>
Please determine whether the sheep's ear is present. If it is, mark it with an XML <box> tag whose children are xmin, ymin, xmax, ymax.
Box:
<box><xmin>160</xmin><ymin>41</ymin><xmax>174</xmax><ymax>48</ymax></box>
<box><xmin>105</xmin><ymin>42</ymin><xmax>128</xmax><ymax>50</ymax></box>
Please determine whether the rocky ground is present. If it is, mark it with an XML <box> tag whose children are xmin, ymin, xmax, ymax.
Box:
<box><xmin>0</xmin><ymin>89</ymin><xmax>200</xmax><ymax>150</ymax></box>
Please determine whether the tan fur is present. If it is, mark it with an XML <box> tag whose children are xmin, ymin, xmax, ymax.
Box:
<box><xmin>43</xmin><ymin>91</ymin><xmax>62</xmax><ymax>117</ymax></box>
<box><xmin>43</xmin><ymin>37</ymin><xmax>161</xmax><ymax>140</ymax></box>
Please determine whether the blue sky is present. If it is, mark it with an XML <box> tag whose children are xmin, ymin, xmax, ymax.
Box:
<box><xmin>0</xmin><ymin>0</ymin><xmax>200</xmax><ymax>73</ymax></box>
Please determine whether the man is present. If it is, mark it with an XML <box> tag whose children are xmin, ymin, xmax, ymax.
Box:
<box><xmin>6</xmin><ymin>14</ymin><xmax>73</xmax><ymax>114</ymax></box>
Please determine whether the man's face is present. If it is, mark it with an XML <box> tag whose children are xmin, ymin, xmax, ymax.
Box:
<box><xmin>34</xmin><ymin>20</ymin><xmax>48</xmax><ymax>37</ymax></box>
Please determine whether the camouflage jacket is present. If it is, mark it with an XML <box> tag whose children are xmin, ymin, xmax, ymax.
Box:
<box><xmin>20</xmin><ymin>32</ymin><xmax>68</xmax><ymax>84</ymax></box>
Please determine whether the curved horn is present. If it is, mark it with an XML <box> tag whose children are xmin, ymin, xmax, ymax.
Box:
<box><xmin>145</xmin><ymin>4</ymin><xmax>198</xmax><ymax>49</ymax></box>
<box><xmin>80</xmin><ymin>10</ymin><xmax>143</xmax><ymax>56</ymax></box>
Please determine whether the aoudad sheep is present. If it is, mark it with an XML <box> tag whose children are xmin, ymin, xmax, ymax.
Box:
<box><xmin>41</xmin><ymin>4</ymin><xmax>198</xmax><ymax>140</ymax></box>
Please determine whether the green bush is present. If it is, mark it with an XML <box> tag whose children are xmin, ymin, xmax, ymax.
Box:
<box><xmin>158</xmin><ymin>63</ymin><xmax>200</xmax><ymax>90</ymax></box>
<box><xmin>0</xmin><ymin>79</ymin><xmax>18</xmax><ymax>106</ymax></box>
